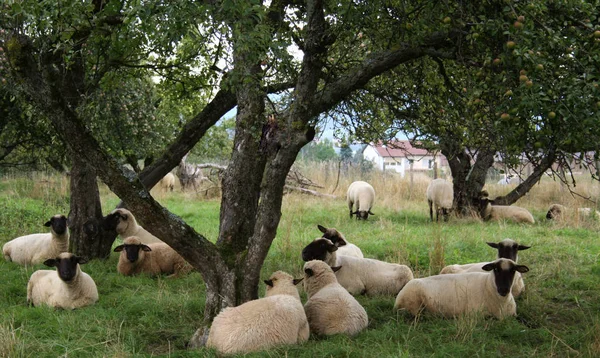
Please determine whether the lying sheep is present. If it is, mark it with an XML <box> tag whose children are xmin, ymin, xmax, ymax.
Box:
<box><xmin>426</xmin><ymin>178</ymin><xmax>454</xmax><ymax>222</ymax></box>
<box><xmin>440</xmin><ymin>238</ymin><xmax>531</xmax><ymax>296</ymax></box>
<box><xmin>301</xmin><ymin>238</ymin><xmax>413</xmax><ymax>296</ymax></box>
<box><xmin>546</xmin><ymin>204</ymin><xmax>600</xmax><ymax>220</ymax></box>
<box><xmin>3</xmin><ymin>214</ymin><xmax>69</xmax><ymax>266</ymax></box>
<box><xmin>394</xmin><ymin>258</ymin><xmax>529</xmax><ymax>319</ymax></box>
<box><xmin>347</xmin><ymin>181</ymin><xmax>375</xmax><ymax>220</ymax></box>
<box><xmin>114</xmin><ymin>236</ymin><xmax>191</xmax><ymax>277</ymax></box>
<box><xmin>303</xmin><ymin>260</ymin><xmax>368</xmax><ymax>336</ymax></box>
<box><xmin>206</xmin><ymin>271</ymin><xmax>309</xmax><ymax>354</ymax></box>
<box><xmin>158</xmin><ymin>173</ymin><xmax>175</xmax><ymax>192</ymax></box>
<box><xmin>27</xmin><ymin>252</ymin><xmax>98</xmax><ymax>309</ymax></box>
<box><xmin>477</xmin><ymin>198</ymin><xmax>535</xmax><ymax>224</ymax></box>
<box><xmin>317</xmin><ymin>224</ymin><xmax>364</xmax><ymax>258</ymax></box>
<box><xmin>102</xmin><ymin>208</ymin><xmax>163</xmax><ymax>244</ymax></box>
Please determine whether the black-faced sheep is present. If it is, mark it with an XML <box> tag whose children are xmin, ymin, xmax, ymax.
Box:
<box><xmin>303</xmin><ymin>260</ymin><xmax>368</xmax><ymax>336</ymax></box>
<box><xmin>546</xmin><ymin>203</ymin><xmax>600</xmax><ymax>220</ymax></box>
<box><xmin>426</xmin><ymin>179</ymin><xmax>454</xmax><ymax>222</ymax></box>
<box><xmin>3</xmin><ymin>214</ymin><xmax>69</xmax><ymax>266</ymax></box>
<box><xmin>477</xmin><ymin>198</ymin><xmax>535</xmax><ymax>224</ymax></box>
<box><xmin>206</xmin><ymin>271</ymin><xmax>309</xmax><ymax>354</ymax></box>
<box><xmin>347</xmin><ymin>181</ymin><xmax>375</xmax><ymax>220</ymax></box>
<box><xmin>317</xmin><ymin>224</ymin><xmax>364</xmax><ymax>258</ymax></box>
<box><xmin>301</xmin><ymin>238</ymin><xmax>413</xmax><ymax>296</ymax></box>
<box><xmin>27</xmin><ymin>252</ymin><xmax>98</xmax><ymax>309</ymax></box>
<box><xmin>394</xmin><ymin>258</ymin><xmax>529</xmax><ymax>319</ymax></box>
<box><xmin>102</xmin><ymin>208</ymin><xmax>163</xmax><ymax>244</ymax></box>
<box><xmin>114</xmin><ymin>236</ymin><xmax>191</xmax><ymax>277</ymax></box>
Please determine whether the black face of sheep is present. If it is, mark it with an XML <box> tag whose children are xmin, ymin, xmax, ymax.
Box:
<box><xmin>353</xmin><ymin>210</ymin><xmax>374</xmax><ymax>220</ymax></box>
<box><xmin>475</xmin><ymin>198</ymin><xmax>492</xmax><ymax>219</ymax></box>
<box><xmin>44</xmin><ymin>255</ymin><xmax>87</xmax><ymax>282</ymax></box>
<box><xmin>487</xmin><ymin>240</ymin><xmax>531</xmax><ymax>262</ymax></box>
<box><xmin>44</xmin><ymin>215</ymin><xmax>68</xmax><ymax>235</ymax></box>
<box><xmin>317</xmin><ymin>225</ymin><xmax>347</xmax><ymax>247</ymax></box>
<box><xmin>482</xmin><ymin>259</ymin><xmax>529</xmax><ymax>297</ymax></box>
<box><xmin>546</xmin><ymin>206</ymin><xmax>561</xmax><ymax>219</ymax></box>
<box><xmin>114</xmin><ymin>244</ymin><xmax>152</xmax><ymax>262</ymax></box>
<box><xmin>301</xmin><ymin>239</ymin><xmax>338</xmax><ymax>262</ymax></box>
<box><xmin>101</xmin><ymin>212</ymin><xmax>122</xmax><ymax>231</ymax></box>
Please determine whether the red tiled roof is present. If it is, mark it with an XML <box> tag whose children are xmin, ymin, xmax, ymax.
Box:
<box><xmin>371</xmin><ymin>140</ymin><xmax>435</xmax><ymax>157</ymax></box>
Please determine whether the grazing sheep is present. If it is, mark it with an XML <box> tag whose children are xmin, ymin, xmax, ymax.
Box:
<box><xmin>114</xmin><ymin>236</ymin><xmax>191</xmax><ymax>277</ymax></box>
<box><xmin>440</xmin><ymin>238</ymin><xmax>531</xmax><ymax>296</ymax></box>
<box><xmin>347</xmin><ymin>181</ymin><xmax>375</xmax><ymax>220</ymax></box>
<box><xmin>3</xmin><ymin>214</ymin><xmax>69</xmax><ymax>266</ymax></box>
<box><xmin>157</xmin><ymin>173</ymin><xmax>175</xmax><ymax>192</ymax></box>
<box><xmin>477</xmin><ymin>198</ymin><xmax>535</xmax><ymax>224</ymax></box>
<box><xmin>546</xmin><ymin>204</ymin><xmax>600</xmax><ymax>220</ymax></box>
<box><xmin>303</xmin><ymin>260</ymin><xmax>368</xmax><ymax>336</ymax></box>
<box><xmin>426</xmin><ymin>179</ymin><xmax>454</xmax><ymax>222</ymax></box>
<box><xmin>394</xmin><ymin>258</ymin><xmax>529</xmax><ymax>319</ymax></box>
<box><xmin>27</xmin><ymin>252</ymin><xmax>98</xmax><ymax>309</ymax></box>
<box><xmin>102</xmin><ymin>208</ymin><xmax>163</xmax><ymax>244</ymax></box>
<box><xmin>317</xmin><ymin>224</ymin><xmax>364</xmax><ymax>258</ymax></box>
<box><xmin>301</xmin><ymin>238</ymin><xmax>413</xmax><ymax>296</ymax></box>
<box><xmin>206</xmin><ymin>271</ymin><xmax>309</xmax><ymax>354</ymax></box>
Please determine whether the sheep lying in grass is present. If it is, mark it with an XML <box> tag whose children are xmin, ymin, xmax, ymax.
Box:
<box><xmin>3</xmin><ymin>214</ymin><xmax>69</xmax><ymax>266</ymax></box>
<box><xmin>301</xmin><ymin>238</ymin><xmax>413</xmax><ymax>296</ymax></box>
<box><xmin>347</xmin><ymin>181</ymin><xmax>375</xmax><ymax>220</ymax></box>
<box><xmin>114</xmin><ymin>236</ymin><xmax>191</xmax><ymax>277</ymax></box>
<box><xmin>394</xmin><ymin>258</ymin><xmax>529</xmax><ymax>319</ymax></box>
<box><xmin>206</xmin><ymin>271</ymin><xmax>308</xmax><ymax>354</ymax></box>
<box><xmin>477</xmin><ymin>198</ymin><xmax>535</xmax><ymax>224</ymax></box>
<box><xmin>426</xmin><ymin>178</ymin><xmax>453</xmax><ymax>222</ymax></box>
<box><xmin>303</xmin><ymin>260</ymin><xmax>368</xmax><ymax>336</ymax></box>
<box><xmin>317</xmin><ymin>224</ymin><xmax>364</xmax><ymax>258</ymax></box>
<box><xmin>440</xmin><ymin>238</ymin><xmax>530</xmax><ymax>296</ymax></box>
<box><xmin>157</xmin><ymin>173</ymin><xmax>175</xmax><ymax>192</ymax></box>
<box><xmin>27</xmin><ymin>252</ymin><xmax>98</xmax><ymax>309</ymax></box>
<box><xmin>102</xmin><ymin>208</ymin><xmax>163</xmax><ymax>244</ymax></box>
<box><xmin>546</xmin><ymin>204</ymin><xmax>600</xmax><ymax>221</ymax></box>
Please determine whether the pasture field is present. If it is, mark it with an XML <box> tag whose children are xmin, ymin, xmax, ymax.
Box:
<box><xmin>1</xmin><ymin>171</ymin><xmax>599</xmax><ymax>357</ymax></box>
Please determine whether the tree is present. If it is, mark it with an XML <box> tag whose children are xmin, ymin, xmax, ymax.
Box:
<box><xmin>299</xmin><ymin>138</ymin><xmax>338</xmax><ymax>162</ymax></box>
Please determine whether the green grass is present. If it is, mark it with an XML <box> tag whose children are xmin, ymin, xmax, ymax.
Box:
<box><xmin>1</xmin><ymin>175</ymin><xmax>600</xmax><ymax>357</ymax></box>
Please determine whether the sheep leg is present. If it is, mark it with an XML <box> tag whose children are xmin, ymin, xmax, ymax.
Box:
<box><xmin>428</xmin><ymin>200</ymin><xmax>434</xmax><ymax>222</ymax></box>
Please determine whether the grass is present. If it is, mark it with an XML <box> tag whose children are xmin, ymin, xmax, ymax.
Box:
<box><xmin>1</xmin><ymin>171</ymin><xmax>600</xmax><ymax>357</ymax></box>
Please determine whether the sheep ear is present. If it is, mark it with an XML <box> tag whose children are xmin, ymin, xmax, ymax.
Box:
<box><xmin>515</xmin><ymin>265</ymin><xmax>530</xmax><ymax>273</ymax></box>
<box><xmin>44</xmin><ymin>220</ymin><xmax>52</xmax><ymax>227</ymax></box>
<box><xmin>368</xmin><ymin>210</ymin><xmax>375</xmax><ymax>215</ymax></box>
<box><xmin>263</xmin><ymin>279</ymin><xmax>273</xmax><ymax>287</ymax></box>
<box><xmin>351</xmin><ymin>211</ymin><xmax>359</xmax><ymax>215</ymax></box>
<box><xmin>481</xmin><ymin>262</ymin><xmax>496</xmax><ymax>271</ymax></box>
<box><xmin>334</xmin><ymin>238</ymin><xmax>347</xmax><ymax>247</ymax></box>
<box><xmin>317</xmin><ymin>225</ymin><xmax>327</xmax><ymax>234</ymax></box>
<box><xmin>43</xmin><ymin>259</ymin><xmax>58</xmax><ymax>267</ymax></box>
<box><xmin>293</xmin><ymin>278</ymin><xmax>304</xmax><ymax>285</ymax></box>
<box><xmin>518</xmin><ymin>245</ymin><xmax>531</xmax><ymax>251</ymax></box>
<box><xmin>141</xmin><ymin>245</ymin><xmax>152</xmax><ymax>252</ymax></box>
<box><xmin>114</xmin><ymin>245</ymin><xmax>125</xmax><ymax>252</ymax></box>
<box><xmin>486</xmin><ymin>242</ymin><xmax>499</xmax><ymax>249</ymax></box>
<box><xmin>304</xmin><ymin>268</ymin><xmax>314</xmax><ymax>277</ymax></box>
<box><xmin>121</xmin><ymin>214</ymin><xmax>128</xmax><ymax>221</ymax></box>
<box><xmin>76</xmin><ymin>256</ymin><xmax>89</xmax><ymax>265</ymax></box>
<box><xmin>331</xmin><ymin>266</ymin><xmax>342</xmax><ymax>273</ymax></box>
<box><xmin>327</xmin><ymin>244</ymin><xmax>338</xmax><ymax>253</ymax></box>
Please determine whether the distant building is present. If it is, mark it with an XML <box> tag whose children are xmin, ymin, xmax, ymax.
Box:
<box><xmin>362</xmin><ymin>140</ymin><xmax>448</xmax><ymax>177</ymax></box>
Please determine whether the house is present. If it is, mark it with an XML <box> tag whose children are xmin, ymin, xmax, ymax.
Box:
<box><xmin>362</xmin><ymin>140</ymin><xmax>448</xmax><ymax>177</ymax></box>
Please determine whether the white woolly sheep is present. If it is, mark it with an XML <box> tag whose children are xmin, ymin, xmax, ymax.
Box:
<box><xmin>301</xmin><ymin>238</ymin><xmax>413</xmax><ymax>296</ymax></box>
<box><xmin>157</xmin><ymin>173</ymin><xmax>175</xmax><ymax>192</ymax></box>
<box><xmin>27</xmin><ymin>252</ymin><xmax>98</xmax><ymax>309</ymax></box>
<box><xmin>102</xmin><ymin>208</ymin><xmax>163</xmax><ymax>244</ymax></box>
<box><xmin>347</xmin><ymin>181</ymin><xmax>375</xmax><ymax>220</ymax></box>
<box><xmin>3</xmin><ymin>214</ymin><xmax>69</xmax><ymax>266</ymax></box>
<box><xmin>426</xmin><ymin>178</ymin><xmax>454</xmax><ymax>222</ymax></box>
<box><xmin>317</xmin><ymin>224</ymin><xmax>364</xmax><ymax>258</ymax></box>
<box><xmin>114</xmin><ymin>236</ymin><xmax>191</xmax><ymax>277</ymax></box>
<box><xmin>477</xmin><ymin>198</ymin><xmax>535</xmax><ymax>224</ymax></box>
<box><xmin>546</xmin><ymin>203</ymin><xmax>600</xmax><ymax>220</ymax></box>
<box><xmin>440</xmin><ymin>238</ymin><xmax>531</xmax><ymax>296</ymax></box>
<box><xmin>303</xmin><ymin>260</ymin><xmax>368</xmax><ymax>336</ymax></box>
<box><xmin>206</xmin><ymin>271</ymin><xmax>308</xmax><ymax>355</ymax></box>
<box><xmin>394</xmin><ymin>258</ymin><xmax>529</xmax><ymax>319</ymax></box>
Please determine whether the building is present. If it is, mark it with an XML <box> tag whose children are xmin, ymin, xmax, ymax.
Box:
<box><xmin>362</xmin><ymin>140</ymin><xmax>448</xmax><ymax>177</ymax></box>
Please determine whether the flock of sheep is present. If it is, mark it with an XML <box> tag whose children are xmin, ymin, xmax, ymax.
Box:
<box><xmin>0</xmin><ymin>177</ymin><xmax>594</xmax><ymax>354</ymax></box>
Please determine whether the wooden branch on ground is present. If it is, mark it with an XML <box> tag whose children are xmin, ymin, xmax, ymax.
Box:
<box><xmin>285</xmin><ymin>185</ymin><xmax>337</xmax><ymax>198</ymax></box>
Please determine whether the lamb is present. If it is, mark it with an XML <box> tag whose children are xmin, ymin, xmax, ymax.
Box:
<box><xmin>303</xmin><ymin>260</ymin><xmax>368</xmax><ymax>336</ymax></box>
<box><xmin>440</xmin><ymin>238</ymin><xmax>530</xmax><ymax>296</ymax></box>
<box><xmin>426</xmin><ymin>178</ymin><xmax>454</xmax><ymax>222</ymax></box>
<box><xmin>157</xmin><ymin>173</ymin><xmax>175</xmax><ymax>192</ymax></box>
<box><xmin>102</xmin><ymin>208</ymin><xmax>163</xmax><ymax>244</ymax></box>
<box><xmin>477</xmin><ymin>198</ymin><xmax>535</xmax><ymax>224</ymax></box>
<box><xmin>3</xmin><ymin>214</ymin><xmax>69</xmax><ymax>266</ymax></box>
<box><xmin>206</xmin><ymin>271</ymin><xmax>309</xmax><ymax>354</ymax></box>
<box><xmin>347</xmin><ymin>181</ymin><xmax>375</xmax><ymax>220</ymax></box>
<box><xmin>27</xmin><ymin>252</ymin><xmax>98</xmax><ymax>309</ymax></box>
<box><xmin>394</xmin><ymin>258</ymin><xmax>529</xmax><ymax>319</ymax></box>
<box><xmin>114</xmin><ymin>236</ymin><xmax>191</xmax><ymax>277</ymax></box>
<box><xmin>317</xmin><ymin>224</ymin><xmax>364</xmax><ymax>258</ymax></box>
<box><xmin>301</xmin><ymin>238</ymin><xmax>413</xmax><ymax>296</ymax></box>
<box><xmin>546</xmin><ymin>204</ymin><xmax>600</xmax><ymax>220</ymax></box>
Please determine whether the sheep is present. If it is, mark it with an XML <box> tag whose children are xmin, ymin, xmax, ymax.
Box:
<box><xmin>102</xmin><ymin>208</ymin><xmax>163</xmax><ymax>244</ymax></box>
<box><xmin>303</xmin><ymin>260</ymin><xmax>368</xmax><ymax>336</ymax></box>
<box><xmin>206</xmin><ymin>271</ymin><xmax>309</xmax><ymax>354</ymax></box>
<box><xmin>394</xmin><ymin>258</ymin><xmax>529</xmax><ymax>319</ymax></box>
<box><xmin>440</xmin><ymin>238</ymin><xmax>531</xmax><ymax>296</ymax></box>
<box><xmin>317</xmin><ymin>224</ymin><xmax>364</xmax><ymax>258</ymax></box>
<box><xmin>3</xmin><ymin>214</ymin><xmax>69</xmax><ymax>266</ymax></box>
<box><xmin>157</xmin><ymin>173</ymin><xmax>175</xmax><ymax>192</ymax></box>
<box><xmin>476</xmin><ymin>198</ymin><xmax>535</xmax><ymax>224</ymax></box>
<box><xmin>301</xmin><ymin>238</ymin><xmax>413</xmax><ymax>296</ymax></box>
<box><xmin>347</xmin><ymin>181</ymin><xmax>375</xmax><ymax>220</ymax></box>
<box><xmin>114</xmin><ymin>236</ymin><xmax>191</xmax><ymax>277</ymax></box>
<box><xmin>546</xmin><ymin>204</ymin><xmax>600</xmax><ymax>220</ymax></box>
<box><xmin>26</xmin><ymin>252</ymin><xmax>98</xmax><ymax>309</ymax></box>
<box><xmin>426</xmin><ymin>178</ymin><xmax>454</xmax><ymax>222</ymax></box>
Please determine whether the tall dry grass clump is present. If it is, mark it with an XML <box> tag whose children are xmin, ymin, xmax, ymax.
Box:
<box><xmin>0</xmin><ymin>321</ymin><xmax>23</xmax><ymax>358</ymax></box>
